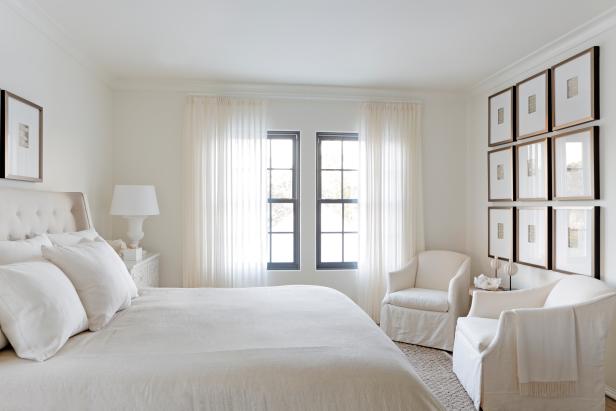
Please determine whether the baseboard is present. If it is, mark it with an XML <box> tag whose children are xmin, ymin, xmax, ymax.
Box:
<box><xmin>607</xmin><ymin>385</ymin><xmax>616</xmax><ymax>400</ymax></box>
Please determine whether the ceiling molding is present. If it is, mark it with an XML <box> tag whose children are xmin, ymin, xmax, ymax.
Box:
<box><xmin>469</xmin><ymin>5</ymin><xmax>616</xmax><ymax>96</ymax></box>
<box><xmin>2</xmin><ymin>0</ymin><xmax>112</xmax><ymax>86</ymax></box>
<box><xmin>110</xmin><ymin>78</ymin><xmax>464</xmax><ymax>102</ymax></box>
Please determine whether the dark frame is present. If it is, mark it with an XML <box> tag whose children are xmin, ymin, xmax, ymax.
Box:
<box><xmin>516</xmin><ymin>206</ymin><xmax>552</xmax><ymax>269</ymax></box>
<box><xmin>267</xmin><ymin>130</ymin><xmax>300</xmax><ymax>270</ymax></box>
<box><xmin>1</xmin><ymin>90</ymin><xmax>43</xmax><ymax>182</ymax></box>
<box><xmin>316</xmin><ymin>132</ymin><xmax>358</xmax><ymax>270</ymax></box>
<box><xmin>552</xmin><ymin>126</ymin><xmax>599</xmax><ymax>201</ymax></box>
<box><xmin>488</xmin><ymin>146</ymin><xmax>515</xmax><ymax>202</ymax></box>
<box><xmin>515</xmin><ymin>137</ymin><xmax>551</xmax><ymax>201</ymax></box>
<box><xmin>488</xmin><ymin>206</ymin><xmax>516</xmax><ymax>261</ymax></box>
<box><xmin>488</xmin><ymin>86</ymin><xmax>516</xmax><ymax>147</ymax></box>
<box><xmin>551</xmin><ymin>46</ymin><xmax>600</xmax><ymax>131</ymax></box>
<box><xmin>552</xmin><ymin>206</ymin><xmax>600</xmax><ymax>279</ymax></box>
<box><xmin>516</xmin><ymin>69</ymin><xmax>552</xmax><ymax>140</ymax></box>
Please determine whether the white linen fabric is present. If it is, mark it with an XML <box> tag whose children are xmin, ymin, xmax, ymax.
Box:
<box><xmin>0</xmin><ymin>329</ymin><xmax>7</xmax><ymax>350</ymax></box>
<box><xmin>0</xmin><ymin>234</ymin><xmax>52</xmax><ymax>264</ymax></box>
<box><xmin>0</xmin><ymin>261</ymin><xmax>88</xmax><ymax>361</ymax></box>
<box><xmin>514</xmin><ymin>306</ymin><xmax>577</xmax><ymax>397</ymax></box>
<box><xmin>47</xmin><ymin>229</ymin><xmax>100</xmax><ymax>246</ymax></box>
<box><xmin>182</xmin><ymin>96</ymin><xmax>268</xmax><ymax>288</ymax></box>
<box><xmin>42</xmin><ymin>241</ymin><xmax>135</xmax><ymax>331</ymax></box>
<box><xmin>380</xmin><ymin>250</ymin><xmax>471</xmax><ymax>351</ymax></box>
<box><xmin>358</xmin><ymin>102</ymin><xmax>424</xmax><ymax>321</ymax></box>
<box><xmin>452</xmin><ymin>276</ymin><xmax>616</xmax><ymax>411</ymax></box>
<box><xmin>456</xmin><ymin>317</ymin><xmax>498</xmax><ymax>352</ymax></box>
<box><xmin>0</xmin><ymin>286</ymin><xmax>443</xmax><ymax>411</ymax></box>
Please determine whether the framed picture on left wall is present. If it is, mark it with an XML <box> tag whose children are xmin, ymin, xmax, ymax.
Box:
<box><xmin>488</xmin><ymin>206</ymin><xmax>515</xmax><ymax>261</ymax></box>
<box><xmin>1</xmin><ymin>91</ymin><xmax>43</xmax><ymax>182</ymax></box>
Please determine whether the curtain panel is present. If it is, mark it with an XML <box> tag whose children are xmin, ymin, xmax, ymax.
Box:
<box><xmin>357</xmin><ymin>102</ymin><xmax>425</xmax><ymax>321</ymax></box>
<box><xmin>182</xmin><ymin>96</ymin><xmax>268</xmax><ymax>288</ymax></box>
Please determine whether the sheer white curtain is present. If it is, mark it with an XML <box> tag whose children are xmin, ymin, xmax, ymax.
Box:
<box><xmin>357</xmin><ymin>102</ymin><xmax>425</xmax><ymax>321</ymax></box>
<box><xmin>182</xmin><ymin>96</ymin><xmax>268</xmax><ymax>288</ymax></box>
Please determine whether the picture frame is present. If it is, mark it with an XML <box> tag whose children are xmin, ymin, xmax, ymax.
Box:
<box><xmin>488</xmin><ymin>146</ymin><xmax>515</xmax><ymax>201</ymax></box>
<box><xmin>516</xmin><ymin>207</ymin><xmax>551</xmax><ymax>269</ymax></box>
<box><xmin>551</xmin><ymin>46</ymin><xmax>599</xmax><ymax>131</ymax></box>
<box><xmin>488</xmin><ymin>87</ymin><xmax>515</xmax><ymax>146</ymax></box>
<box><xmin>1</xmin><ymin>91</ymin><xmax>43</xmax><ymax>182</ymax></box>
<box><xmin>516</xmin><ymin>138</ymin><xmax>550</xmax><ymax>201</ymax></box>
<box><xmin>488</xmin><ymin>207</ymin><xmax>515</xmax><ymax>261</ymax></box>
<box><xmin>552</xmin><ymin>126</ymin><xmax>599</xmax><ymax>200</ymax></box>
<box><xmin>552</xmin><ymin>206</ymin><xmax>599</xmax><ymax>278</ymax></box>
<box><xmin>516</xmin><ymin>70</ymin><xmax>551</xmax><ymax>139</ymax></box>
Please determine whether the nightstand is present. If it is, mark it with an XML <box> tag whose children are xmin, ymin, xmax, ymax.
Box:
<box><xmin>124</xmin><ymin>252</ymin><xmax>160</xmax><ymax>288</ymax></box>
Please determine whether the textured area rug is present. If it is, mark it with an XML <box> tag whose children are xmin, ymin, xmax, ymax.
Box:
<box><xmin>396</xmin><ymin>342</ymin><xmax>475</xmax><ymax>411</ymax></box>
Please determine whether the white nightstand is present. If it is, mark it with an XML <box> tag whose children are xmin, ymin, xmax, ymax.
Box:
<box><xmin>124</xmin><ymin>252</ymin><xmax>160</xmax><ymax>288</ymax></box>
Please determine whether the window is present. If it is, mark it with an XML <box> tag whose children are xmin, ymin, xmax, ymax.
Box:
<box><xmin>267</xmin><ymin>131</ymin><xmax>300</xmax><ymax>270</ymax></box>
<box><xmin>316</xmin><ymin>132</ymin><xmax>359</xmax><ymax>269</ymax></box>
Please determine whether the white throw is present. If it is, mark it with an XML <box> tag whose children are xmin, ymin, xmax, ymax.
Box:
<box><xmin>514</xmin><ymin>306</ymin><xmax>578</xmax><ymax>397</ymax></box>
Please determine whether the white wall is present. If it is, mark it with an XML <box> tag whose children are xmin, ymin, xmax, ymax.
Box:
<box><xmin>111</xmin><ymin>89</ymin><xmax>467</xmax><ymax>300</ymax></box>
<box><xmin>464</xmin><ymin>17</ymin><xmax>616</xmax><ymax>389</ymax></box>
<box><xmin>0</xmin><ymin>2</ymin><xmax>113</xmax><ymax>236</ymax></box>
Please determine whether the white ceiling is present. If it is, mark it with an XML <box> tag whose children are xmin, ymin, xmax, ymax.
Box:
<box><xmin>28</xmin><ymin>0</ymin><xmax>616</xmax><ymax>90</ymax></box>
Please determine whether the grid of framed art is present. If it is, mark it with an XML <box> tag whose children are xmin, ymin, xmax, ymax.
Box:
<box><xmin>487</xmin><ymin>46</ymin><xmax>600</xmax><ymax>278</ymax></box>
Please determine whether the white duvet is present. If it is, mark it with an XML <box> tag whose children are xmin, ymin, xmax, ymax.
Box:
<box><xmin>0</xmin><ymin>286</ymin><xmax>442</xmax><ymax>411</ymax></box>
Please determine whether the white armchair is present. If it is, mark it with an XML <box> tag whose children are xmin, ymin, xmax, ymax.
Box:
<box><xmin>380</xmin><ymin>250</ymin><xmax>471</xmax><ymax>351</ymax></box>
<box><xmin>452</xmin><ymin>276</ymin><xmax>616</xmax><ymax>411</ymax></box>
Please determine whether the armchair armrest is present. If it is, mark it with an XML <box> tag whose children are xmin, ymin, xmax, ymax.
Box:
<box><xmin>386</xmin><ymin>257</ymin><xmax>418</xmax><ymax>294</ymax></box>
<box><xmin>447</xmin><ymin>257</ymin><xmax>471</xmax><ymax>317</ymax></box>
<box><xmin>468</xmin><ymin>282</ymin><xmax>557</xmax><ymax>319</ymax></box>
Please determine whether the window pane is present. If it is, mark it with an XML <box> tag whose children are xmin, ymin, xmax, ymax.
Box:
<box><xmin>321</xmin><ymin>233</ymin><xmax>342</xmax><ymax>262</ymax></box>
<box><xmin>321</xmin><ymin>204</ymin><xmax>342</xmax><ymax>232</ymax></box>
<box><xmin>321</xmin><ymin>171</ymin><xmax>341</xmax><ymax>199</ymax></box>
<box><xmin>343</xmin><ymin>140</ymin><xmax>359</xmax><ymax>170</ymax></box>
<box><xmin>344</xmin><ymin>203</ymin><xmax>359</xmax><ymax>232</ymax></box>
<box><xmin>343</xmin><ymin>233</ymin><xmax>359</xmax><ymax>262</ymax></box>
<box><xmin>270</xmin><ymin>139</ymin><xmax>293</xmax><ymax>169</ymax></box>
<box><xmin>270</xmin><ymin>203</ymin><xmax>294</xmax><ymax>232</ymax></box>
<box><xmin>271</xmin><ymin>170</ymin><xmax>293</xmax><ymax>198</ymax></box>
<box><xmin>343</xmin><ymin>170</ymin><xmax>358</xmax><ymax>199</ymax></box>
<box><xmin>271</xmin><ymin>233</ymin><xmax>294</xmax><ymax>263</ymax></box>
<box><xmin>321</xmin><ymin>140</ymin><xmax>342</xmax><ymax>169</ymax></box>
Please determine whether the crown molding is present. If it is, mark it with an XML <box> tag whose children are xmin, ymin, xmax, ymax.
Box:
<box><xmin>469</xmin><ymin>5</ymin><xmax>616</xmax><ymax>96</ymax></box>
<box><xmin>110</xmin><ymin>77</ymin><xmax>465</xmax><ymax>102</ymax></box>
<box><xmin>2</xmin><ymin>0</ymin><xmax>112</xmax><ymax>86</ymax></box>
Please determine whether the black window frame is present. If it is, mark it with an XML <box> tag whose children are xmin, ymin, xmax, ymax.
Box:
<box><xmin>316</xmin><ymin>132</ymin><xmax>359</xmax><ymax>270</ymax></box>
<box><xmin>267</xmin><ymin>130</ymin><xmax>300</xmax><ymax>270</ymax></box>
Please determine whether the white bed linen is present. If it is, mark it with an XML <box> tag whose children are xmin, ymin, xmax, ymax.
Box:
<box><xmin>0</xmin><ymin>286</ymin><xmax>442</xmax><ymax>411</ymax></box>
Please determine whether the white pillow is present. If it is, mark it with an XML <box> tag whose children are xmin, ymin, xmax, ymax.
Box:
<box><xmin>42</xmin><ymin>241</ymin><xmax>135</xmax><ymax>331</ymax></box>
<box><xmin>0</xmin><ymin>329</ymin><xmax>7</xmax><ymax>350</ymax></box>
<box><xmin>47</xmin><ymin>229</ymin><xmax>101</xmax><ymax>246</ymax></box>
<box><xmin>0</xmin><ymin>235</ymin><xmax>53</xmax><ymax>265</ymax></box>
<box><xmin>0</xmin><ymin>260</ymin><xmax>88</xmax><ymax>361</ymax></box>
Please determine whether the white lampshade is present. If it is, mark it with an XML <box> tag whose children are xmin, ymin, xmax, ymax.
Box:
<box><xmin>110</xmin><ymin>185</ymin><xmax>159</xmax><ymax>216</ymax></box>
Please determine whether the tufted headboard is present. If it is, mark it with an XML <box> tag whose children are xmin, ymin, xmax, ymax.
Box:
<box><xmin>0</xmin><ymin>187</ymin><xmax>93</xmax><ymax>241</ymax></box>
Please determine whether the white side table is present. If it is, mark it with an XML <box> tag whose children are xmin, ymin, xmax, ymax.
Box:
<box><xmin>125</xmin><ymin>252</ymin><xmax>160</xmax><ymax>288</ymax></box>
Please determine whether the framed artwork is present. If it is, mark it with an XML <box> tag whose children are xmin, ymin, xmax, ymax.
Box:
<box><xmin>552</xmin><ymin>206</ymin><xmax>599</xmax><ymax>278</ymax></box>
<box><xmin>552</xmin><ymin>126</ymin><xmax>599</xmax><ymax>200</ymax></box>
<box><xmin>488</xmin><ymin>146</ymin><xmax>515</xmax><ymax>201</ymax></box>
<box><xmin>1</xmin><ymin>91</ymin><xmax>43</xmax><ymax>182</ymax></box>
<box><xmin>516</xmin><ymin>70</ymin><xmax>551</xmax><ymax>139</ymax></box>
<box><xmin>516</xmin><ymin>207</ymin><xmax>551</xmax><ymax>269</ymax></box>
<box><xmin>488</xmin><ymin>87</ymin><xmax>515</xmax><ymax>146</ymax></box>
<box><xmin>516</xmin><ymin>138</ymin><xmax>550</xmax><ymax>201</ymax></box>
<box><xmin>551</xmin><ymin>47</ymin><xmax>599</xmax><ymax>130</ymax></box>
<box><xmin>489</xmin><ymin>207</ymin><xmax>515</xmax><ymax>260</ymax></box>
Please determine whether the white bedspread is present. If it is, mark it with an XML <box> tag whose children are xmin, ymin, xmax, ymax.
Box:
<box><xmin>0</xmin><ymin>286</ymin><xmax>442</xmax><ymax>411</ymax></box>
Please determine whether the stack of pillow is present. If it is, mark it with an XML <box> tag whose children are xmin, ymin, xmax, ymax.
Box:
<box><xmin>0</xmin><ymin>229</ymin><xmax>138</xmax><ymax>361</ymax></box>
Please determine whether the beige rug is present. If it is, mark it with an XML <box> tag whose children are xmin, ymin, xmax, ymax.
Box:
<box><xmin>396</xmin><ymin>342</ymin><xmax>475</xmax><ymax>411</ymax></box>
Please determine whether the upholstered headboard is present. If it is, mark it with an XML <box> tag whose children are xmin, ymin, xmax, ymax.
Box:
<box><xmin>0</xmin><ymin>188</ymin><xmax>93</xmax><ymax>241</ymax></box>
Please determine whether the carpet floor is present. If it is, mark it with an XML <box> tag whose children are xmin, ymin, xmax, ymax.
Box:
<box><xmin>396</xmin><ymin>342</ymin><xmax>475</xmax><ymax>411</ymax></box>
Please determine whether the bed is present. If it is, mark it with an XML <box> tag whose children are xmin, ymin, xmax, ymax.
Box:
<box><xmin>0</xmin><ymin>187</ymin><xmax>442</xmax><ymax>411</ymax></box>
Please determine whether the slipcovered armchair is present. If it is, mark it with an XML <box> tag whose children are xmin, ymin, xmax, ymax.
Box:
<box><xmin>380</xmin><ymin>250</ymin><xmax>471</xmax><ymax>351</ymax></box>
<box><xmin>452</xmin><ymin>276</ymin><xmax>616</xmax><ymax>411</ymax></box>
